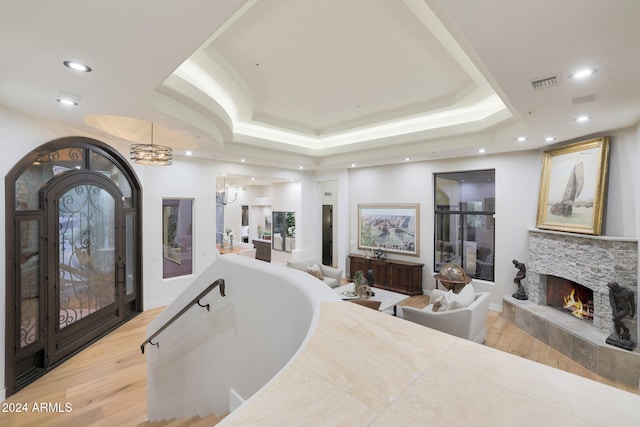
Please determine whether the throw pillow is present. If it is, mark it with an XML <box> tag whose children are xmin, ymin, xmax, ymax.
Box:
<box><xmin>447</xmin><ymin>283</ymin><xmax>475</xmax><ymax>310</ymax></box>
<box><xmin>432</xmin><ymin>290</ymin><xmax>454</xmax><ymax>312</ymax></box>
<box><xmin>432</xmin><ymin>297</ymin><xmax>445</xmax><ymax>312</ymax></box>
<box><xmin>307</xmin><ymin>263</ymin><xmax>324</xmax><ymax>280</ymax></box>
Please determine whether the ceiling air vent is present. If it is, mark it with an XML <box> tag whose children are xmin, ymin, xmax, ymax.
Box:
<box><xmin>530</xmin><ymin>75</ymin><xmax>561</xmax><ymax>90</ymax></box>
<box><xmin>572</xmin><ymin>94</ymin><xmax>596</xmax><ymax>105</ymax></box>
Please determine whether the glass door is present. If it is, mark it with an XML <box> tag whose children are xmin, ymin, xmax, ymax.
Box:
<box><xmin>6</xmin><ymin>139</ymin><xmax>142</xmax><ymax>397</ymax></box>
<box><xmin>57</xmin><ymin>184</ymin><xmax>116</xmax><ymax>328</ymax></box>
<box><xmin>47</xmin><ymin>174</ymin><xmax>123</xmax><ymax>365</ymax></box>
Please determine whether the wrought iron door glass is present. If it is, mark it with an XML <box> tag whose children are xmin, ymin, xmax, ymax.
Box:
<box><xmin>91</xmin><ymin>151</ymin><xmax>133</xmax><ymax>208</ymax></box>
<box><xmin>15</xmin><ymin>148</ymin><xmax>85</xmax><ymax>211</ymax></box>
<box><xmin>19</xmin><ymin>218</ymin><xmax>40</xmax><ymax>348</ymax></box>
<box><xmin>58</xmin><ymin>184</ymin><xmax>116</xmax><ymax>329</ymax></box>
<box><xmin>125</xmin><ymin>214</ymin><xmax>135</xmax><ymax>295</ymax></box>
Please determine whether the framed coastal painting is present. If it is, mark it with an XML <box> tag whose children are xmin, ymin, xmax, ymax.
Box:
<box><xmin>536</xmin><ymin>136</ymin><xmax>610</xmax><ymax>235</ymax></box>
<box><xmin>358</xmin><ymin>203</ymin><xmax>419</xmax><ymax>256</ymax></box>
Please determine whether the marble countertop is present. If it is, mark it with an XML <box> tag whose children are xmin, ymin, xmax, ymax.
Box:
<box><xmin>221</xmin><ymin>301</ymin><xmax>640</xmax><ymax>426</ymax></box>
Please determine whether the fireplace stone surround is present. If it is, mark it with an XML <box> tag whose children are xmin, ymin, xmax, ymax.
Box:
<box><xmin>502</xmin><ymin>229</ymin><xmax>639</xmax><ymax>389</ymax></box>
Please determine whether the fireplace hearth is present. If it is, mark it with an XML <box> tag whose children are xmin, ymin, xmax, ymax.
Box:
<box><xmin>502</xmin><ymin>229</ymin><xmax>640</xmax><ymax>389</ymax></box>
<box><xmin>527</xmin><ymin>229</ymin><xmax>637</xmax><ymax>340</ymax></box>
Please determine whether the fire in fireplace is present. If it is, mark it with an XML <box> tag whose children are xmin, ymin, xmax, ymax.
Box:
<box><xmin>546</xmin><ymin>276</ymin><xmax>594</xmax><ymax>323</ymax></box>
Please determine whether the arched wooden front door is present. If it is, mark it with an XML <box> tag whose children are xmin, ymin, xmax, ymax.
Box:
<box><xmin>5</xmin><ymin>138</ymin><xmax>142</xmax><ymax>396</ymax></box>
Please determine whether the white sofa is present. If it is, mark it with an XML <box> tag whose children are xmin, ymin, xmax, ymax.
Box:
<box><xmin>398</xmin><ymin>287</ymin><xmax>490</xmax><ymax>343</ymax></box>
<box><xmin>239</xmin><ymin>248</ymin><xmax>257</xmax><ymax>258</ymax></box>
<box><xmin>286</xmin><ymin>258</ymin><xmax>343</xmax><ymax>288</ymax></box>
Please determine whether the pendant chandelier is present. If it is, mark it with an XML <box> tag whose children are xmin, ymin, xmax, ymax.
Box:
<box><xmin>130</xmin><ymin>122</ymin><xmax>173</xmax><ymax>166</ymax></box>
<box><xmin>216</xmin><ymin>177</ymin><xmax>237</xmax><ymax>205</ymax></box>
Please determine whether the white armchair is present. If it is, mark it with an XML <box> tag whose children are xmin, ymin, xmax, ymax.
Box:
<box><xmin>398</xmin><ymin>288</ymin><xmax>490</xmax><ymax>343</ymax></box>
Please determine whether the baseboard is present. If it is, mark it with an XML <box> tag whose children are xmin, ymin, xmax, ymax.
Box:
<box><xmin>229</xmin><ymin>388</ymin><xmax>246</xmax><ymax>413</ymax></box>
<box><xmin>144</xmin><ymin>299</ymin><xmax>173</xmax><ymax>311</ymax></box>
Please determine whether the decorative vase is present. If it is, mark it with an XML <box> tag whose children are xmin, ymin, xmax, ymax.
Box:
<box><xmin>356</xmin><ymin>284</ymin><xmax>372</xmax><ymax>299</ymax></box>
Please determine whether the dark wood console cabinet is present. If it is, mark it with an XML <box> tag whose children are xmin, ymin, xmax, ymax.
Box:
<box><xmin>348</xmin><ymin>253</ymin><xmax>423</xmax><ymax>296</ymax></box>
<box><xmin>252</xmin><ymin>239</ymin><xmax>271</xmax><ymax>262</ymax></box>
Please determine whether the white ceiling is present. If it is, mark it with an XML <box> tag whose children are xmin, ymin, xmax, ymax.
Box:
<box><xmin>2</xmin><ymin>0</ymin><xmax>640</xmax><ymax>172</ymax></box>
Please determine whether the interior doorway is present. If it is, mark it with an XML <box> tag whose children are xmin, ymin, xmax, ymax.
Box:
<box><xmin>322</xmin><ymin>205</ymin><xmax>333</xmax><ymax>266</ymax></box>
<box><xmin>5</xmin><ymin>137</ymin><xmax>142</xmax><ymax>396</ymax></box>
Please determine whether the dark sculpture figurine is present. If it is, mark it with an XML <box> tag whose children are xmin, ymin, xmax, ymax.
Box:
<box><xmin>605</xmin><ymin>282</ymin><xmax>636</xmax><ymax>351</ymax></box>
<box><xmin>367</xmin><ymin>269</ymin><xmax>374</xmax><ymax>287</ymax></box>
<box><xmin>512</xmin><ymin>259</ymin><xmax>528</xmax><ymax>300</ymax></box>
<box><xmin>374</xmin><ymin>249</ymin><xmax>387</xmax><ymax>260</ymax></box>
<box><xmin>366</xmin><ymin>269</ymin><xmax>375</xmax><ymax>297</ymax></box>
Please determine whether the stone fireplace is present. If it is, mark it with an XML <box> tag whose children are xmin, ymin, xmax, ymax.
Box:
<box><xmin>527</xmin><ymin>229</ymin><xmax>637</xmax><ymax>339</ymax></box>
<box><xmin>502</xmin><ymin>228</ymin><xmax>640</xmax><ymax>389</ymax></box>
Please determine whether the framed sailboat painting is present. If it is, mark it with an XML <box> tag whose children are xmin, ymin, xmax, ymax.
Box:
<box><xmin>536</xmin><ymin>136</ymin><xmax>610</xmax><ymax>235</ymax></box>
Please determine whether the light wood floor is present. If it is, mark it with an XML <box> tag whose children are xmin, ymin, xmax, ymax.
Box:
<box><xmin>1</xmin><ymin>297</ymin><xmax>637</xmax><ymax>426</ymax></box>
<box><xmin>399</xmin><ymin>296</ymin><xmax>639</xmax><ymax>394</ymax></box>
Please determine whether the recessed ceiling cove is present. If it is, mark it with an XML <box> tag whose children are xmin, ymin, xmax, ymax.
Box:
<box><xmin>164</xmin><ymin>0</ymin><xmax>507</xmax><ymax>152</ymax></box>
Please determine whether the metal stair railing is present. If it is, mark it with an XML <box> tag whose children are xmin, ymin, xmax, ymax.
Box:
<box><xmin>140</xmin><ymin>278</ymin><xmax>226</xmax><ymax>354</ymax></box>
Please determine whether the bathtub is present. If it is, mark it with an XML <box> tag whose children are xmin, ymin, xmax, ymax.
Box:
<box><xmin>145</xmin><ymin>255</ymin><xmax>341</xmax><ymax>420</ymax></box>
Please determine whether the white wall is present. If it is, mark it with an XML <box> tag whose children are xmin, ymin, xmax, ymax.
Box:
<box><xmin>604</xmin><ymin>129</ymin><xmax>638</xmax><ymax>236</ymax></box>
<box><xmin>318</xmin><ymin>179</ymin><xmax>339</xmax><ymax>266</ymax></box>
<box><xmin>270</xmin><ymin>180</ymin><xmax>302</xmax><ymax>255</ymax></box>
<box><xmin>0</xmin><ymin>107</ymin><xmax>222</xmax><ymax>398</ymax></box>
<box><xmin>345</xmin><ymin>128</ymin><xmax>639</xmax><ymax>309</ymax></box>
<box><xmin>146</xmin><ymin>256</ymin><xmax>341</xmax><ymax>420</ymax></box>
<box><xmin>221</xmin><ymin>185</ymin><xmax>249</xmax><ymax>242</ymax></box>
<box><xmin>140</xmin><ymin>156</ymin><xmax>218</xmax><ymax>309</ymax></box>
<box><xmin>314</xmin><ymin>169</ymin><xmax>350</xmax><ymax>273</ymax></box>
<box><xmin>246</xmin><ymin>185</ymin><xmax>271</xmax><ymax>239</ymax></box>
<box><xmin>0</xmin><ymin>107</ymin><xmax>67</xmax><ymax>401</ymax></box>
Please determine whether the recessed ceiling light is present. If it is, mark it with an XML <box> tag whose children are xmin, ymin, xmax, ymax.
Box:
<box><xmin>56</xmin><ymin>90</ymin><xmax>80</xmax><ymax>106</ymax></box>
<box><xmin>240</xmin><ymin>158</ymin><xmax>246</xmax><ymax>162</ymax></box>
<box><xmin>56</xmin><ymin>97</ymin><xmax>78</xmax><ymax>106</ymax></box>
<box><xmin>569</xmin><ymin>68</ymin><xmax>597</xmax><ymax>79</ymax></box>
<box><xmin>478</xmin><ymin>148</ymin><xmax>486</xmax><ymax>154</ymax></box>
<box><xmin>351</xmin><ymin>163</ymin><xmax>356</xmax><ymax>168</ymax></box>
<box><xmin>251</xmin><ymin>177</ymin><xmax>256</xmax><ymax>181</ymax></box>
<box><xmin>544</xmin><ymin>136</ymin><xmax>556</xmax><ymax>142</ymax></box>
<box><xmin>63</xmin><ymin>60</ymin><xmax>92</xmax><ymax>72</ymax></box>
<box><xmin>185</xmin><ymin>150</ymin><xmax>193</xmax><ymax>156</ymax></box>
<box><xmin>298</xmin><ymin>166</ymin><xmax>304</xmax><ymax>170</ymax></box>
<box><xmin>574</xmin><ymin>115</ymin><xmax>591</xmax><ymax>123</ymax></box>
<box><xmin>404</xmin><ymin>157</ymin><xmax>411</xmax><ymax>162</ymax></box>
<box><xmin>516</xmin><ymin>136</ymin><xmax>527</xmax><ymax>142</ymax></box>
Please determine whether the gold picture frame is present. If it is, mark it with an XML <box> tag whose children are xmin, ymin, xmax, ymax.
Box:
<box><xmin>536</xmin><ymin>136</ymin><xmax>610</xmax><ymax>235</ymax></box>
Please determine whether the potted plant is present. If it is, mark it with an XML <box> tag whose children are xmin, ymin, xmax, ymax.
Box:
<box><xmin>353</xmin><ymin>270</ymin><xmax>364</xmax><ymax>287</ymax></box>
<box><xmin>352</xmin><ymin>270</ymin><xmax>373</xmax><ymax>299</ymax></box>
